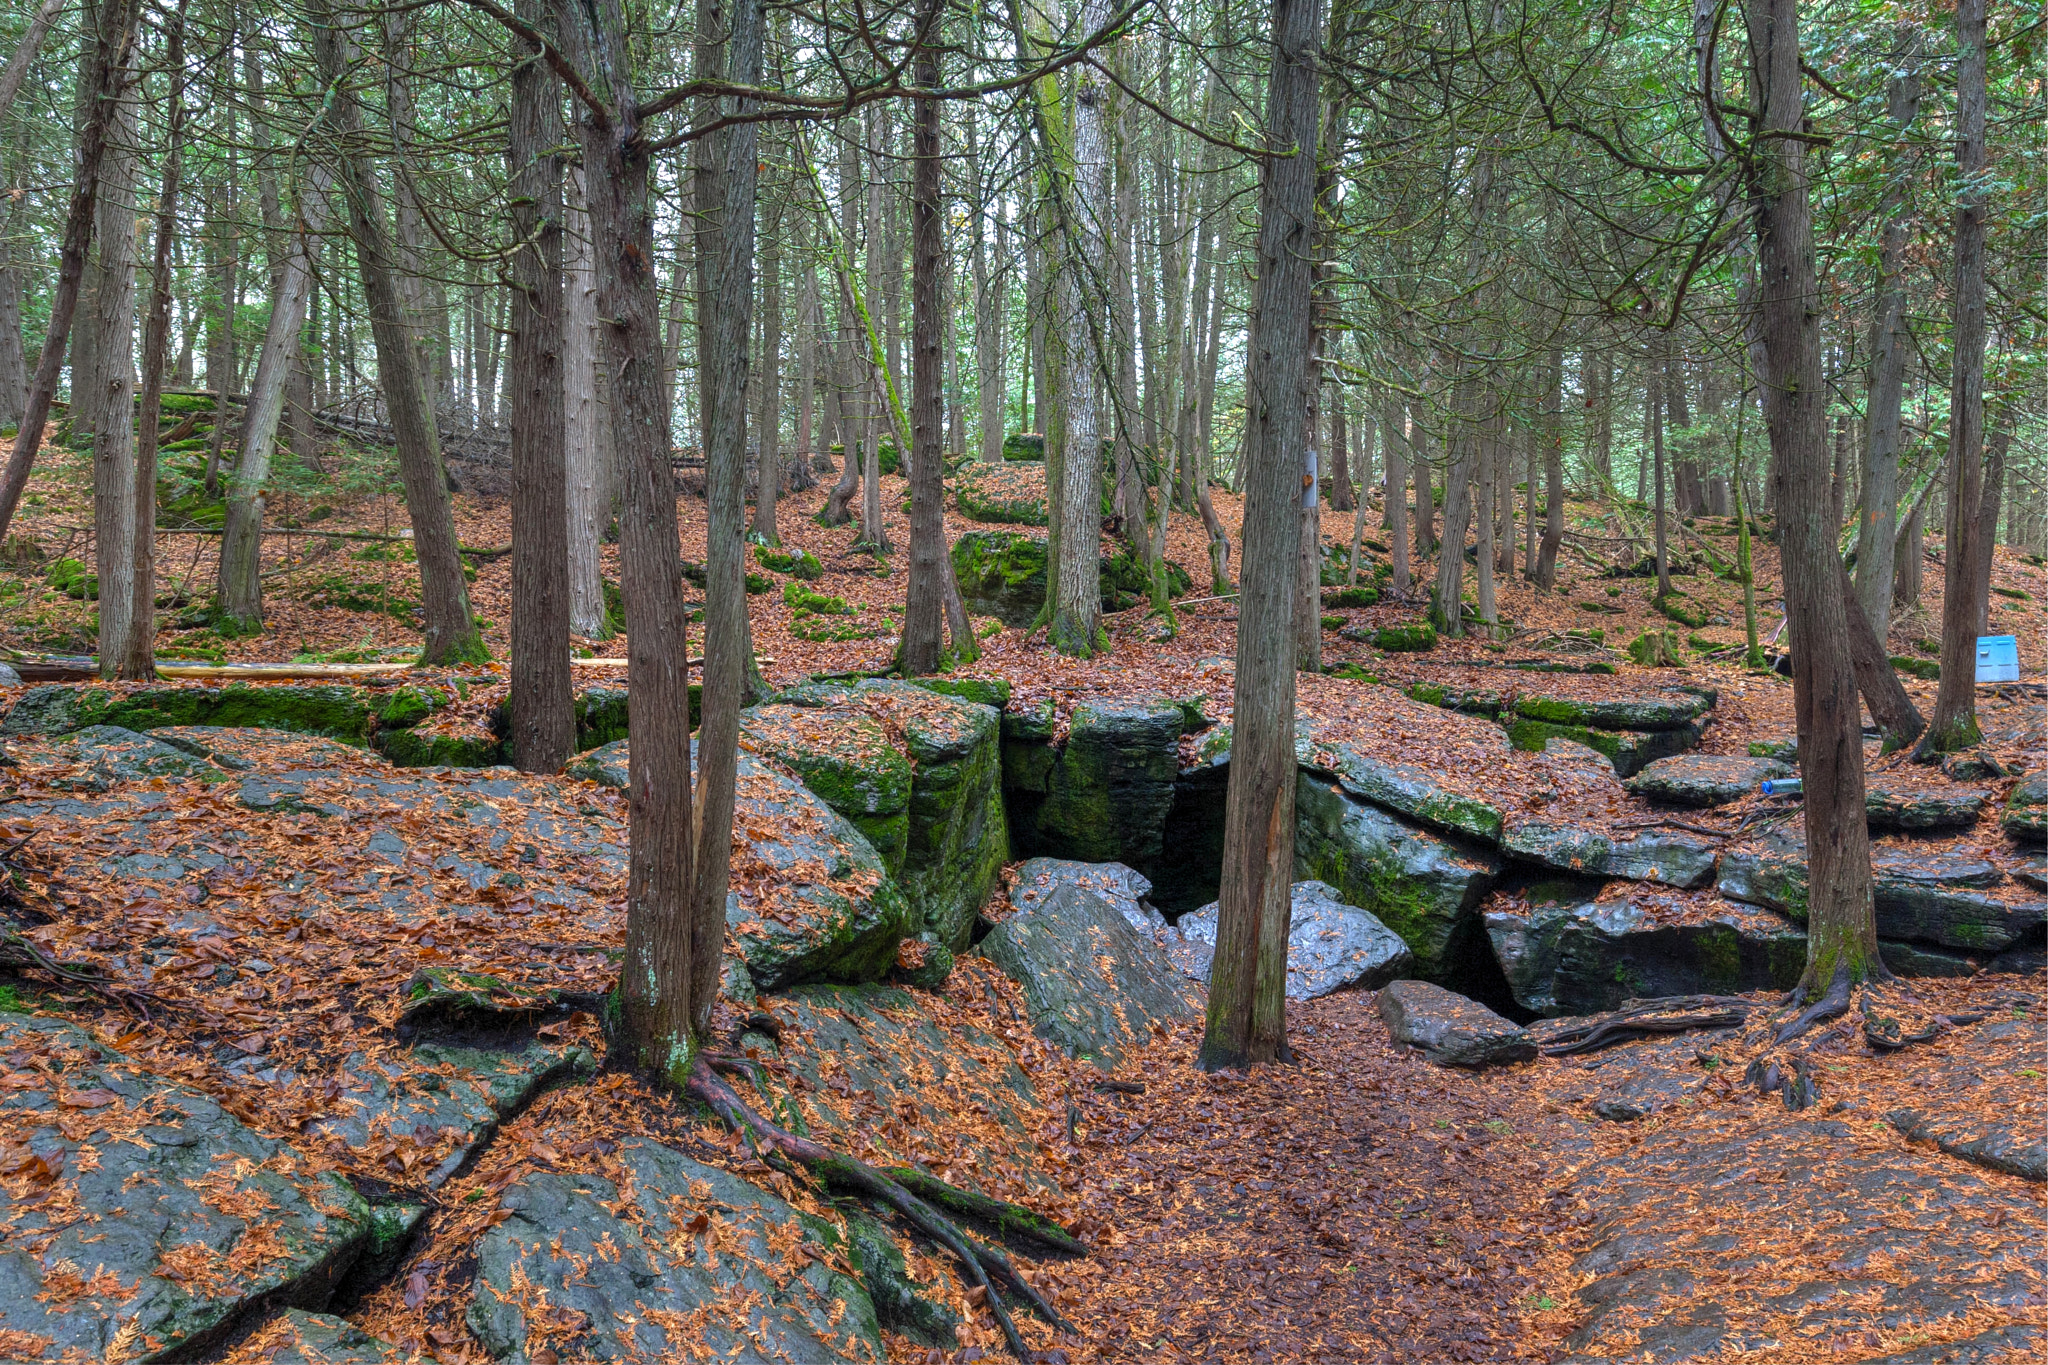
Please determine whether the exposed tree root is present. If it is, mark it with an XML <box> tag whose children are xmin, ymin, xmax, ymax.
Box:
<box><xmin>1538</xmin><ymin>995</ymin><xmax>1761</xmax><ymax>1057</ymax></box>
<box><xmin>1773</xmin><ymin>966</ymin><xmax>1856</xmax><ymax>1045</ymax></box>
<box><xmin>685</xmin><ymin>1056</ymin><xmax>1078</xmax><ymax>1360</ymax></box>
<box><xmin>1</xmin><ymin>926</ymin><xmax>167</xmax><ymax>1021</ymax></box>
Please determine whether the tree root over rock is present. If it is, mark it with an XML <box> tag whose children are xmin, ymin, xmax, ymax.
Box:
<box><xmin>685</xmin><ymin>1056</ymin><xmax>1079</xmax><ymax>1360</ymax></box>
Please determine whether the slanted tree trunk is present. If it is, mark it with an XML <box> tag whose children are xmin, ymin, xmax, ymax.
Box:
<box><xmin>1328</xmin><ymin>394</ymin><xmax>1352</xmax><ymax>512</ymax></box>
<box><xmin>1296</xmin><ymin>440</ymin><xmax>1320</xmax><ymax>670</ymax></box>
<box><xmin>1473</xmin><ymin>412</ymin><xmax>1496</xmax><ymax>629</ymax></box>
<box><xmin>88</xmin><ymin>51</ymin><xmax>140</xmax><ymax>677</ymax></box>
<box><xmin>118</xmin><ymin>0</ymin><xmax>188</xmax><ymax>682</ymax></box>
<box><xmin>900</xmin><ymin>0</ymin><xmax>950</xmax><ymax>675</ymax></box>
<box><xmin>562</xmin><ymin>0</ymin><xmax>715</xmax><ymax>1080</ymax></box>
<box><xmin>1200</xmin><ymin>0</ymin><xmax>1321</xmax><ymax>1072</ymax></box>
<box><xmin>1852</xmin><ymin>33</ymin><xmax>1921</xmax><ymax>641</ymax></box>
<box><xmin>0</xmin><ymin>0</ymin><xmax>64</xmax><ymax>127</ymax></box>
<box><xmin>1650</xmin><ymin>335</ymin><xmax>1672</xmax><ymax>598</ymax></box>
<box><xmin>1746</xmin><ymin>0</ymin><xmax>1880</xmax><ymax>998</ymax></box>
<box><xmin>1892</xmin><ymin>493</ymin><xmax>1924</xmax><ymax>613</ymax></box>
<box><xmin>0</xmin><ymin>0</ymin><xmax>140</xmax><ymax>540</ymax></box>
<box><xmin>199</xmin><ymin>179</ymin><xmax>236</xmax><ymax>495</ymax></box>
<box><xmin>215</xmin><ymin>170</ymin><xmax>334</xmax><ymax>633</ymax></box>
<box><xmin>1840</xmin><ymin>563</ymin><xmax>1923</xmax><ymax>752</ymax></box>
<box><xmin>1971</xmin><ymin>413</ymin><xmax>2008</xmax><ymax>639</ymax></box>
<box><xmin>506</xmin><ymin>0</ymin><xmax>571</xmax><ymax>773</ymax></box>
<box><xmin>1346</xmin><ymin>415</ymin><xmax>1372</xmax><ymax>587</ymax></box>
<box><xmin>1920</xmin><ymin>0</ymin><xmax>1991</xmax><ymax>758</ymax></box>
<box><xmin>562</xmin><ymin>166</ymin><xmax>610</xmax><ymax>638</ymax></box>
<box><xmin>797</xmin><ymin>254</ymin><xmax>819</xmax><ymax>463</ymax></box>
<box><xmin>307</xmin><ymin>0</ymin><xmax>485</xmax><ymax>665</ymax></box>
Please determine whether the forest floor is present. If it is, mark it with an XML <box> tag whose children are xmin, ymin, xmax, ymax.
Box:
<box><xmin>0</xmin><ymin>435</ymin><xmax>2044</xmax><ymax>1364</ymax></box>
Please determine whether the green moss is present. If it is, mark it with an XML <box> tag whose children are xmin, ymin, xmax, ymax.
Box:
<box><xmin>910</xmin><ymin>677</ymin><xmax>1012</xmax><ymax>709</ymax></box>
<box><xmin>46</xmin><ymin>557</ymin><xmax>97</xmax><ymax>601</ymax></box>
<box><xmin>1654</xmin><ymin>593</ymin><xmax>1710</xmax><ymax>628</ymax></box>
<box><xmin>295</xmin><ymin>573</ymin><xmax>419</xmax><ymax>619</ymax></box>
<box><xmin>377</xmin><ymin>686</ymin><xmax>444</xmax><ymax>729</ymax></box>
<box><xmin>755</xmin><ymin>545</ymin><xmax>825</xmax><ymax>580</ymax></box>
<box><xmin>1698</xmin><ymin>923</ymin><xmax>1742</xmax><ymax>990</ymax></box>
<box><xmin>1992</xmin><ymin>585</ymin><xmax>2030</xmax><ymax>600</ymax></box>
<box><xmin>1626</xmin><ymin>630</ymin><xmax>1683</xmax><ymax>667</ymax></box>
<box><xmin>785</xmin><ymin>582</ymin><xmax>854</xmax><ymax>615</ymax></box>
<box><xmin>1323</xmin><ymin>586</ymin><xmax>1379</xmax><ymax>608</ymax></box>
<box><xmin>1890</xmin><ymin>655</ymin><xmax>1939</xmax><ymax>680</ymax></box>
<box><xmin>790</xmin><ymin>616</ymin><xmax>878</xmax><ymax>642</ymax></box>
<box><xmin>376</xmin><ymin>727</ymin><xmax>503</xmax><ymax>768</ymax></box>
<box><xmin>1371</xmin><ymin>623</ymin><xmax>1436</xmax><ymax>652</ymax></box>
<box><xmin>953</xmin><ymin>464</ymin><xmax>1049</xmax><ymax>525</ymax></box>
<box><xmin>1001</xmin><ymin>432</ymin><xmax>1045</xmax><ymax>460</ymax></box>
<box><xmin>1320</xmin><ymin>614</ymin><xmax>1344</xmax><ymax>631</ymax></box>
<box><xmin>1505</xmin><ymin>717</ymin><xmax>1622</xmax><ymax>761</ymax></box>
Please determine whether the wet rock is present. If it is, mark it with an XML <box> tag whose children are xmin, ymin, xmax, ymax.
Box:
<box><xmin>1865</xmin><ymin>779</ymin><xmax>1992</xmax><ymax>832</ymax></box>
<box><xmin>1502</xmin><ymin>716</ymin><xmax>1703</xmax><ymax>778</ymax></box>
<box><xmin>950</xmin><ymin>530</ymin><xmax>1186</xmax><ymax>627</ymax></box>
<box><xmin>572</xmin><ymin>684</ymin><xmax>630</xmax><ymax>749</ymax></box>
<box><xmin>1293</xmin><ymin>719</ymin><xmax>1506</xmax><ymax>844</ymax></box>
<box><xmin>776</xmin><ymin>680</ymin><xmax>1008</xmax><ymax>952</ymax></box>
<box><xmin>1</xmin><ymin>682</ymin><xmax>374</xmax><ymax>741</ymax></box>
<box><xmin>242</xmin><ymin>1310</ymin><xmax>411</xmax><ymax>1364</ymax></box>
<box><xmin>1010</xmin><ymin>857</ymin><xmax>1164</xmax><ymax>933</ymax></box>
<box><xmin>744</xmin><ymin>701</ymin><xmax>915</xmax><ymax>867</ymax></box>
<box><xmin>310</xmin><ymin>1040</ymin><xmax>595</xmax><ymax>1189</ymax></box>
<box><xmin>45</xmin><ymin>724</ymin><xmax>214</xmax><ymax>790</ymax></box>
<box><xmin>1484</xmin><ymin>881</ymin><xmax>1806</xmax><ymax>1016</ymax></box>
<box><xmin>1376</xmin><ymin>979</ymin><xmax>1536</xmax><ymax>1068</ymax></box>
<box><xmin>844</xmin><ymin>1211</ymin><xmax>959</xmax><ymax>1347</ymax></box>
<box><xmin>741</xmin><ymin>983</ymin><xmax>1061</xmax><ymax>1199</ymax></box>
<box><xmin>1294</xmin><ymin>772</ymin><xmax>1501</xmax><ymax>980</ymax></box>
<box><xmin>983</xmin><ymin>883</ymin><xmax>1198</xmax><ymax>1066</ymax></box>
<box><xmin>565</xmin><ymin>740</ymin><xmax>913</xmax><ymax>988</ymax></box>
<box><xmin>1524</xmin><ymin>1032</ymin><xmax>1713</xmax><ymax>1122</ymax></box>
<box><xmin>1886</xmin><ymin>1012</ymin><xmax>2047</xmax><ymax>1182</ymax></box>
<box><xmin>1498</xmin><ymin>819</ymin><xmax>1719</xmax><ymax>889</ymax></box>
<box><xmin>0</xmin><ymin>1015</ymin><xmax>371</xmax><ymax>1362</ymax></box>
<box><xmin>1719</xmin><ymin>830</ymin><xmax>2046</xmax><ymax>953</ymax></box>
<box><xmin>1510</xmin><ymin>689</ymin><xmax>1711</xmax><ymax>732</ymax></box>
<box><xmin>2004</xmin><ymin>775</ymin><xmax>2047</xmax><ymax>841</ymax></box>
<box><xmin>467</xmin><ymin>1137</ymin><xmax>880</xmax><ymax>1363</ymax></box>
<box><xmin>1626</xmin><ymin>753</ymin><xmax>1788</xmax><ymax>808</ymax></box>
<box><xmin>1170</xmin><ymin>880</ymin><xmax>1414</xmax><ymax>1000</ymax></box>
<box><xmin>1007</xmin><ymin>695</ymin><xmax>1184</xmax><ymax>867</ymax></box>
<box><xmin>1553</xmin><ymin>1117</ymin><xmax>2046</xmax><ymax>1365</ymax></box>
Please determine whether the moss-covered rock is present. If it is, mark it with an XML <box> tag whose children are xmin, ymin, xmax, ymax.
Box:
<box><xmin>1002</xmin><ymin>431</ymin><xmax>1045</xmax><ymax>460</ymax></box>
<box><xmin>1</xmin><ymin>682</ymin><xmax>375</xmax><ymax>741</ymax></box>
<box><xmin>910</xmin><ymin>676</ymin><xmax>1012</xmax><ymax>710</ymax></box>
<box><xmin>1502</xmin><ymin>716</ymin><xmax>1702</xmax><ymax>779</ymax></box>
<box><xmin>744</xmin><ymin>703</ymin><xmax>914</xmax><ymax>868</ymax></box>
<box><xmin>754</xmin><ymin>544</ymin><xmax>824</xmax><ymax>579</ymax></box>
<box><xmin>376</xmin><ymin>725</ymin><xmax>503</xmax><ymax>768</ymax></box>
<box><xmin>1626</xmin><ymin>629</ymin><xmax>1684</xmax><ymax>666</ymax></box>
<box><xmin>951</xmin><ymin>530</ymin><xmax>1189</xmax><ymax>629</ymax></box>
<box><xmin>2005</xmin><ymin>776</ymin><xmax>2048</xmax><ymax>841</ymax></box>
<box><xmin>1370</xmin><ymin>622</ymin><xmax>1436</xmax><ymax>652</ymax></box>
<box><xmin>1007</xmin><ymin>695</ymin><xmax>1184</xmax><ymax>869</ymax></box>
<box><xmin>1511</xmin><ymin>690</ymin><xmax>1709</xmax><ymax>731</ymax></box>
<box><xmin>1403</xmin><ymin>682</ymin><xmax>1505</xmax><ymax>717</ymax></box>
<box><xmin>953</xmin><ymin>460</ymin><xmax>1049</xmax><ymax>525</ymax></box>
<box><xmin>1295</xmin><ymin>771</ymin><xmax>1501</xmax><ymax>982</ymax></box>
<box><xmin>573</xmin><ymin>685</ymin><xmax>630</xmax><ymax>749</ymax></box>
<box><xmin>1292</xmin><ymin>721</ymin><xmax>1505</xmax><ymax>845</ymax></box>
<box><xmin>375</xmin><ymin>685</ymin><xmax>444</xmax><ymax>730</ymax></box>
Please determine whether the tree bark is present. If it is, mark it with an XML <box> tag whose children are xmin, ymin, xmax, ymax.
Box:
<box><xmin>562</xmin><ymin>0</ymin><xmax>711</xmax><ymax>1083</ymax></box>
<box><xmin>119</xmin><ymin>0</ymin><xmax>188</xmax><ymax>682</ymax></box>
<box><xmin>506</xmin><ymin>0</ymin><xmax>571</xmax><ymax>773</ymax></box>
<box><xmin>751</xmin><ymin>199</ymin><xmax>783</xmax><ymax>543</ymax></box>
<box><xmin>88</xmin><ymin>49</ymin><xmax>139</xmax><ymax>677</ymax></box>
<box><xmin>1920</xmin><ymin>0</ymin><xmax>1990</xmax><ymax>757</ymax></box>
<box><xmin>1048</xmin><ymin>0</ymin><xmax>1112</xmax><ymax>657</ymax></box>
<box><xmin>307</xmin><ymin>0</ymin><xmax>484</xmax><ymax>664</ymax></box>
<box><xmin>0</xmin><ymin>0</ymin><xmax>64</xmax><ymax>127</ymax></box>
<box><xmin>1839</xmin><ymin>562</ymin><xmax>1922</xmax><ymax>752</ymax></box>
<box><xmin>1746</xmin><ymin>0</ymin><xmax>1880</xmax><ymax>996</ymax></box>
<box><xmin>1200</xmin><ymin>0</ymin><xmax>1321</xmax><ymax>1072</ymax></box>
<box><xmin>562</xmin><ymin>166</ymin><xmax>610</xmax><ymax>638</ymax></box>
<box><xmin>1535</xmin><ymin>348</ymin><xmax>1564</xmax><ymax>589</ymax></box>
<box><xmin>900</xmin><ymin>0</ymin><xmax>949</xmax><ymax>674</ymax></box>
<box><xmin>1971</xmin><ymin>414</ymin><xmax>2008</xmax><ymax>639</ymax></box>
<box><xmin>1650</xmin><ymin>335</ymin><xmax>1672</xmax><ymax>598</ymax></box>
<box><xmin>1383</xmin><ymin>401</ymin><xmax>1410</xmax><ymax>595</ymax></box>
<box><xmin>215</xmin><ymin>170</ymin><xmax>334</xmax><ymax>632</ymax></box>
<box><xmin>1852</xmin><ymin>32</ymin><xmax>1921</xmax><ymax>641</ymax></box>
<box><xmin>1328</xmin><ymin>393</ymin><xmax>1352</xmax><ymax>512</ymax></box>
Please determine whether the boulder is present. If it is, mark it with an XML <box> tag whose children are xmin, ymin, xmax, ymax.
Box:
<box><xmin>1497</xmin><ymin>819</ymin><xmax>1719</xmax><ymax>889</ymax></box>
<box><xmin>1502</xmin><ymin>716</ymin><xmax>1703</xmax><ymax>778</ymax></box>
<box><xmin>1377</xmin><ymin>979</ymin><xmax>1536</xmax><ymax>1067</ymax></box>
<box><xmin>1483</xmin><ymin>881</ymin><xmax>1807</xmax><ymax>1017</ymax></box>
<box><xmin>1007</xmin><ymin>695</ymin><xmax>1184</xmax><ymax>868</ymax></box>
<box><xmin>951</xmin><ymin>531</ymin><xmax>1185</xmax><ymax>628</ymax></box>
<box><xmin>1520</xmin><ymin>1031</ymin><xmax>1712</xmax><ymax>1121</ymax></box>
<box><xmin>1169</xmin><ymin>880</ymin><xmax>1414</xmax><ymax>1000</ymax></box>
<box><xmin>468</xmin><ymin>1137</ymin><xmax>879</xmax><ymax>1364</ymax></box>
<box><xmin>776</xmin><ymin>680</ymin><xmax>1008</xmax><ymax>951</ymax></box>
<box><xmin>1</xmin><ymin>682</ymin><xmax>373</xmax><ymax>741</ymax></box>
<box><xmin>1511</xmin><ymin>689</ymin><xmax>1711</xmax><ymax>731</ymax></box>
<box><xmin>43</xmin><ymin>724</ymin><xmax>214</xmax><ymax>790</ymax></box>
<box><xmin>0</xmin><ymin>1015</ymin><xmax>371</xmax><ymax>1362</ymax></box>
<box><xmin>572</xmin><ymin>684</ymin><xmax>630</xmax><ymax>749</ymax></box>
<box><xmin>1010</xmin><ymin>857</ymin><xmax>1164</xmax><ymax>932</ymax></box>
<box><xmin>1626</xmin><ymin>753</ymin><xmax>1788</xmax><ymax>808</ymax></box>
<box><xmin>744</xmin><ymin>701</ymin><xmax>914</xmax><ymax>867</ymax></box>
<box><xmin>982</xmin><ymin>883</ymin><xmax>1198</xmax><ymax>1066</ymax></box>
<box><xmin>2003</xmin><ymin>775</ymin><xmax>2047</xmax><ymax>841</ymax></box>
<box><xmin>240</xmin><ymin>1310</ymin><xmax>412</xmax><ymax>1365</ymax></box>
<box><xmin>1864</xmin><ymin>778</ymin><xmax>1992</xmax><ymax>832</ymax></box>
<box><xmin>308</xmin><ymin>1039</ymin><xmax>596</xmax><ymax>1190</ymax></box>
<box><xmin>1719</xmin><ymin>830</ymin><xmax>2046</xmax><ymax>953</ymax></box>
<box><xmin>1293</xmin><ymin>774</ymin><xmax>1499</xmax><ymax>979</ymax></box>
<box><xmin>738</xmin><ymin>983</ymin><xmax>1065</xmax><ymax>1199</ymax></box>
<box><xmin>1291</xmin><ymin>719</ymin><xmax>1506</xmax><ymax>844</ymax></box>
<box><xmin>952</xmin><ymin>459</ymin><xmax>1049</xmax><ymax>525</ymax></box>
<box><xmin>571</xmin><ymin>740</ymin><xmax>914</xmax><ymax>987</ymax></box>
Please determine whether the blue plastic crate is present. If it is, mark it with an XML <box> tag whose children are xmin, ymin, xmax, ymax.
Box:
<box><xmin>1975</xmin><ymin>634</ymin><xmax>2019</xmax><ymax>683</ymax></box>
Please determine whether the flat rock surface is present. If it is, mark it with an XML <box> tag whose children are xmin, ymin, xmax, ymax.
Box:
<box><xmin>984</xmin><ymin>883</ymin><xmax>1198</xmax><ymax>1065</ymax></box>
<box><xmin>0</xmin><ymin>1014</ymin><xmax>369</xmax><ymax>1364</ymax></box>
<box><xmin>1376</xmin><ymin>979</ymin><xmax>1536</xmax><ymax>1067</ymax></box>
<box><xmin>1865</xmin><ymin>777</ymin><xmax>1994</xmax><ymax>832</ymax></box>
<box><xmin>219</xmin><ymin>1309</ymin><xmax>411</xmax><ymax>1364</ymax></box>
<box><xmin>1885</xmin><ymin>1009</ymin><xmax>2047</xmax><ymax>1182</ymax></box>
<box><xmin>1170</xmin><ymin>880</ymin><xmax>1415</xmax><ymax>1000</ymax></box>
<box><xmin>1627</xmin><ymin>752</ymin><xmax>1788</xmax><ymax>807</ymax></box>
<box><xmin>1009</xmin><ymin>856</ymin><xmax>1165</xmax><ymax>933</ymax></box>
<box><xmin>1499</xmin><ymin>818</ymin><xmax>1720</xmax><ymax>889</ymax></box>
<box><xmin>467</xmin><ymin>1136</ymin><xmax>879</xmax><ymax>1364</ymax></box>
